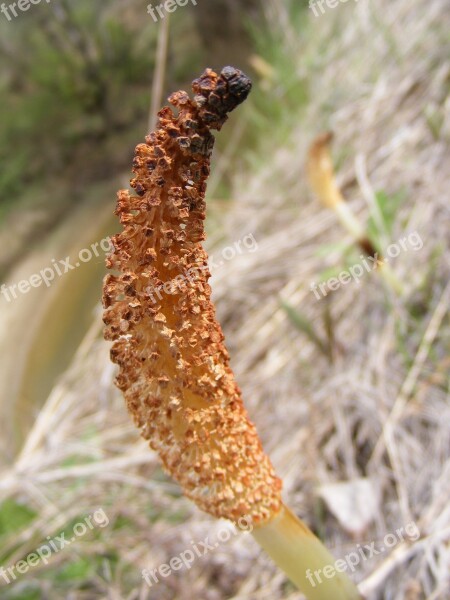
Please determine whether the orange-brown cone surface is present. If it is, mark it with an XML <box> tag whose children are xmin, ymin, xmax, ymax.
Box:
<box><xmin>103</xmin><ymin>67</ymin><xmax>282</xmax><ymax>524</ymax></box>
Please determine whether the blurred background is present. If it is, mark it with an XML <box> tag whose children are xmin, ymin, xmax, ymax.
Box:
<box><xmin>0</xmin><ymin>0</ymin><xmax>449</xmax><ymax>598</ymax></box>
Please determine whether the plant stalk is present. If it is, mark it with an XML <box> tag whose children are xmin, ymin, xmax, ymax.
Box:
<box><xmin>252</xmin><ymin>503</ymin><xmax>363</xmax><ymax>600</ymax></box>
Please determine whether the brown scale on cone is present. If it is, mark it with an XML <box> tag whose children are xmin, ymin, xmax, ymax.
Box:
<box><xmin>102</xmin><ymin>67</ymin><xmax>282</xmax><ymax>524</ymax></box>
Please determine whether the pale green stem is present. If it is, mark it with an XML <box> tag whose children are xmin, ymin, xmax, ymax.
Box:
<box><xmin>252</xmin><ymin>503</ymin><xmax>363</xmax><ymax>600</ymax></box>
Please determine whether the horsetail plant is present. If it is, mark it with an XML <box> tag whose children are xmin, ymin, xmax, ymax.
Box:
<box><xmin>102</xmin><ymin>67</ymin><xmax>362</xmax><ymax>600</ymax></box>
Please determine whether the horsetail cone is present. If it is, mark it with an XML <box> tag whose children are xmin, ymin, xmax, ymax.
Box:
<box><xmin>102</xmin><ymin>67</ymin><xmax>283</xmax><ymax>524</ymax></box>
<box><xmin>103</xmin><ymin>68</ymin><xmax>363</xmax><ymax>599</ymax></box>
